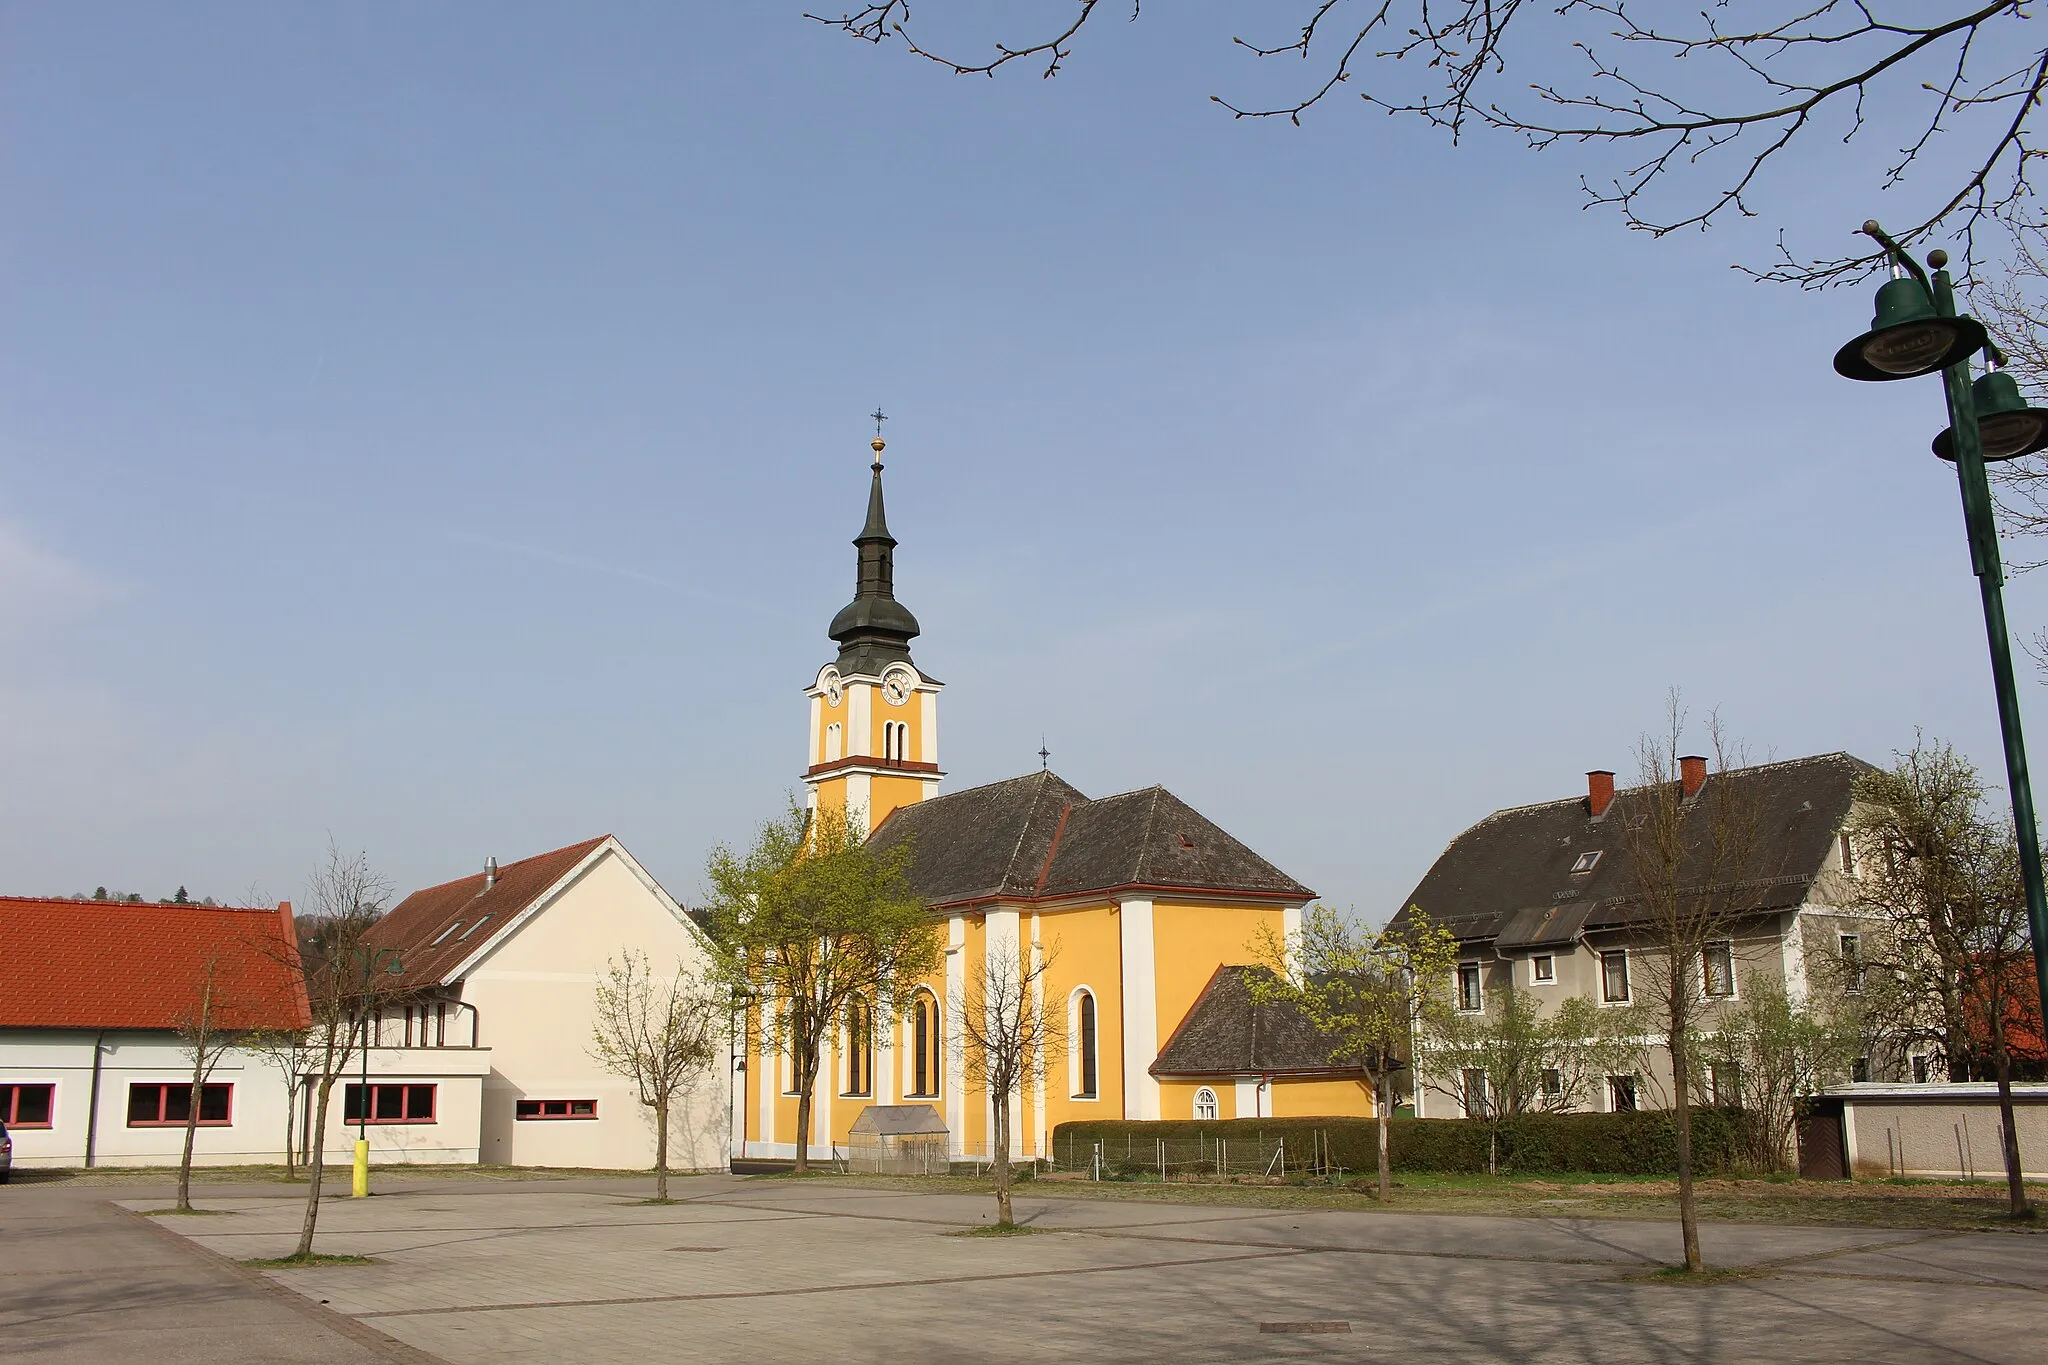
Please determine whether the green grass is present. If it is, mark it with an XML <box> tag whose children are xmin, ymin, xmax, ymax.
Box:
<box><xmin>242</xmin><ymin>1253</ymin><xmax>379</xmax><ymax>1269</ymax></box>
<box><xmin>796</xmin><ymin>1168</ymin><xmax>2048</xmax><ymax>1233</ymax></box>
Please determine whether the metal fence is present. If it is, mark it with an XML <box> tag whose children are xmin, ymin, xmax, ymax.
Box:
<box><xmin>1046</xmin><ymin>1131</ymin><xmax>1345</xmax><ymax>1181</ymax></box>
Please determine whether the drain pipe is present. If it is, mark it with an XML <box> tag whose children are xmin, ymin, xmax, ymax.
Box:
<box><xmin>83</xmin><ymin>1030</ymin><xmax>107</xmax><ymax>1167</ymax></box>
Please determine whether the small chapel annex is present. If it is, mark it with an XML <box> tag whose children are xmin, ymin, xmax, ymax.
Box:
<box><xmin>736</xmin><ymin>436</ymin><xmax>1364</xmax><ymax>1164</ymax></box>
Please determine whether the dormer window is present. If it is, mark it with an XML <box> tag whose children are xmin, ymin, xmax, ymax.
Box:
<box><xmin>1570</xmin><ymin>850</ymin><xmax>1603</xmax><ymax>874</ymax></box>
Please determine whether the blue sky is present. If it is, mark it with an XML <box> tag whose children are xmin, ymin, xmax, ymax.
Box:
<box><xmin>2</xmin><ymin>3</ymin><xmax>2036</xmax><ymax>917</ymax></box>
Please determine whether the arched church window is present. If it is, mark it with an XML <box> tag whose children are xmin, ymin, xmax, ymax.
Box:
<box><xmin>909</xmin><ymin>992</ymin><xmax>940</xmax><ymax>1097</ymax></box>
<box><xmin>1194</xmin><ymin>1087</ymin><xmax>1219</xmax><ymax>1122</ymax></box>
<box><xmin>844</xmin><ymin>1001</ymin><xmax>872</xmax><ymax>1096</ymax></box>
<box><xmin>1070</xmin><ymin>989</ymin><xmax>1098</xmax><ymax>1098</ymax></box>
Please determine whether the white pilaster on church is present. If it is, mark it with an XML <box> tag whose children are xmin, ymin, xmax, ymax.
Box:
<box><xmin>1029</xmin><ymin>912</ymin><xmax>1046</xmax><ymax>1159</ymax></box>
<box><xmin>919</xmin><ymin>688</ymin><xmax>938</xmax><ymax>764</ymax></box>
<box><xmin>849</xmin><ymin>683</ymin><xmax>873</xmax><ymax>757</ymax></box>
<box><xmin>758</xmin><ymin>1034</ymin><xmax>778</xmax><ymax>1147</ymax></box>
<box><xmin>945</xmin><ymin>914</ymin><xmax>967</xmax><ymax>1156</ymax></box>
<box><xmin>1117</xmin><ymin>896</ymin><xmax>1160</xmax><ymax>1120</ymax></box>
<box><xmin>845</xmin><ymin>771</ymin><xmax>872</xmax><ymax>834</ymax></box>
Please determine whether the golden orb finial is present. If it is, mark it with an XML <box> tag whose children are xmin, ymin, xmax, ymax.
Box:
<box><xmin>872</xmin><ymin>437</ymin><xmax>886</xmax><ymax>453</ymax></box>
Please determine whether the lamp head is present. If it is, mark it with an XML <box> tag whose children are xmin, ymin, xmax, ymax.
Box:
<box><xmin>1933</xmin><ymin>369</ymin><xmax>2048</xmax><ymax>462</ymax></box>
<box><xmin>1833</xmin><ymin>277</ymin><xmax>1987</xmax><ymax>381</ymax></box>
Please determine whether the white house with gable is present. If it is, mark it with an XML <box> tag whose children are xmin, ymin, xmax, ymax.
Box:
<box><xmin>341</xmin><ymin>835</ymin><xmax>729</xmax><ymax>1172</ymax></box>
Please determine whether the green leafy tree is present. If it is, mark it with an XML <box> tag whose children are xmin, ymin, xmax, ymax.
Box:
<box><xmin>701</xmin><ymin>801</ymin><xmax>943</xmax><ymax>1174</ymax></box>
<box><xmin>1249</xmin><ymin>903</ymin><xmax>1461</xmax><ymax>1202</ymax></box>
<box><xmin>590</xmin><ymin>952</ymin><xmax>723</xmax><ymax>1200</ymax></box>
<box><xmin>1696</xmin><ymin>973</ymin><xmax>1860</xmax><ymax>1173</ymax></box>
<box><xmin>1416</xmin><ymin>986</ymin><xmax>1645</xmax><ymax>1174</ymax></box>
<box><xmin>1841</xmin><ymin>738</ymin><xmax>2041</xmax><ymax>1217</ymax></box>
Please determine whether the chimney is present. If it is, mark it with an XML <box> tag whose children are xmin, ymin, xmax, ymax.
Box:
<box><xmin>1679</xmin><ymin>755</ymin><xmax>1708</xmax><ymax>798</ymax></box>
<box><xmin>1586</xmin><ymin>770</ymin><xmax>1615</xmax><ymax>818</ymax></box>
<box><xmin>483</xmin><ymin>856</ymin><xmax>498</xmax><ymax>890</ymax></box>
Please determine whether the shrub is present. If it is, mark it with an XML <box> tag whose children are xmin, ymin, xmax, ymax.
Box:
<box><xmin>1052</xmin><ymin>1108</ymin><xmax>1757</xmax><ymax>1177</ymax></box>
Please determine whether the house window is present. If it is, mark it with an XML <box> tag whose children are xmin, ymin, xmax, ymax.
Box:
<box><xmin>1703</xmin><ymin>941</ymin><xmax>1735</xmax><ymax>998</ymax></box>
<box><xmin>1531</xmin><ymin>954</ymin><xmax>1555</xmax><ymax>984</ymax></box>
<box><xmin>435</xmin><ymin>1003</ymin><xmax>448</xmax><ymax>1047</ymax></box>
<box><xmin>844</xmin><ymin>1002</ymin><xmax>872</xmax><ymax>1096</ymax></box>
<box><xmin>825</xmin><ymin>722</ymin><xmax>843</xmax><ymax>762</ymax></box>
<box><xmin>1073</xmin><ymin>990</ymin><xmax>1098</xmax><ymax>1098</ymax></box>
<box><xmin>1570</xmin><ymin>850</ymin><xmax>1603</xmax><ymax>874</ymax></box>
<box><xmin>127</xmin><ymin>1083</ymin><xmax>231</xmax><ymax>1127</ymax></box>
<box><xmin>342</xmin><ymin>1083</ymin><xmax>437</xmax><ymax>1124</ymax></box>
<box><xmin>909</xmin><ymin>993</ymin><xmax>940</xmax><ymax>1097</ymax></box>
<box><xmin>1600</xmin><ymin>950</ymin><xmax>1631</xmax><ymax>1003</ymax></box>
<box><xmin>882</xmin><ymin>720</ymin><xmax>909</xmax><ymax>764</ymax></box>
<box><xmin>1457</xmin><ymin>963</ymin><xmax>1483</xmax><ymax>1013</ymax></box>
<box><xmin>1461</xmin><ymin>1068</ymin><xmax>1491</xmax><ymax>1119</ymax></box>
<box><xmin>1711</xmin><ymin>1061</ymin><xmax>1741</xmax><ymax>1107</ymax></box>
<box><xmin>1193</xmin><ymin>1087</ymin><xmax>1219</xmax><ymax>1121</ymax></box>
<box><xmin>1839</xmin><ymin>832</ymin><xmax>1857</xmax><ymax>877</ymax></box>
<box><xmin>459</xmin><ymin>915</ymin><xmax>491</xmax><ymax>940</ymax></box>
<box><xmin>1838</xmin><ymin>933</ymin><xmax>1864</xmax><ymax>992</ymax></box>
<box><xmin>1540</xmin><ymin>1068</ymin><xmax>1563</xmax><ymax>1103</ymax></box>
<box><xmin>516</xmin><ymin>1099</ymin><xmax>597</xmax><ymax>1120</ymax></box>
<box><xmin>1608</xmin><ymin>1075</ymin><xmax>1638</xmax><ymax>1113</ymax></box>
<box><xmin>430</xmin><ymin>921</ymin><xmax>464</xmax><ymax>946</ymax></box>
<box><xmin>1911</xmin><ymin>1055</ymin><xmax>1931</xmax><ymax>1084</ymax></box>
<box><xmin>1</xmin><ymin>1083</ymin><xmax>54</xmax><ymax>1128</ymax></box>
<box><xmin>1851</xmin><ymin>1056</ymin><xmax>1871</xmax><ymax>1083</ymax></box>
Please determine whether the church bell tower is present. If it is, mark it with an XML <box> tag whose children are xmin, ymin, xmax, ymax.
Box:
<box><xmin>804</xmin><ymin>428</ymin><xmax>942</xmax><ymax>833</ymax></box>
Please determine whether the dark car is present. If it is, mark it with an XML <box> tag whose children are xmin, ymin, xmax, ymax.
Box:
<box><xmin>1</xmin><ymin>1119</ymin><xmax>12</xmax><ymax>1183</ymax></box>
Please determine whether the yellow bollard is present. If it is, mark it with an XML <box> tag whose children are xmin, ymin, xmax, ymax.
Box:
<box><xmin>351</xmin><ymin>1137</ymin><xmax>369</xmax><ymax>1198</ymax></box>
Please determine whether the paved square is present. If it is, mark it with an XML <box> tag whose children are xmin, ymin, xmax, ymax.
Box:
<box><xmin>115</xmin><ymin>1175</ymin><xmax>2048</xmax><ymax>1363</ymax></box>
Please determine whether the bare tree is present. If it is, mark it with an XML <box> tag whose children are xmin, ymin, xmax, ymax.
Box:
<box><xmin>287</xmin><ymin>844</ymin><xmax>391</xmax><ymax>1261</ymax></box>
<box><xmin>243</xmin><ymin>1028</ymin><xmax>314</xmax><ymax>1176</ymax></box>
<box><xmin>812</xmin><ymin>2</ymin><xmax>2041</xmax><ymax>280</ymax></box>
<box><xmin>171</xmin><ymin>958</ymin><xmax>240</xmax><ymax>1211</ymax></box>
<box><xmin>1611</xmin><ymin>699</ymin><xmax>1766</xmax><ymax>1273</ymax></box>
<box><xmin>702</xmin><ymin>801</ymin><xmax>942</xmax><ymax>1173</ymax></box>
<box><xmin>591</xmin><ymin>952</ymin><xmax>723</xmax><ymax>1201</ymax></box>
<box><xmin>952</xmin><ymin>936</ymin><xmax>1064</xmax><ymax>1226</ymax></box>
<box><xmin>1843</xmin><ymin>737</ymin><xmax>2041</xmax><ymax>1216</ymax></box>
<box><xmin>1251</xmin><ymin>903</ymin><xmax>1461</xmax><ymax>1202</ymax></box>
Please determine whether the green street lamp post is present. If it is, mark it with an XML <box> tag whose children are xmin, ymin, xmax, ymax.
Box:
<box><xmin>348</xmin><ymin>947</ymin><xmax>404</xmax><ymax>1198</ymax></box>
<box><xmin>1833</xmin><ymin>220</ymin><xmax>2048</xmax><ymax>1043</ymax></box>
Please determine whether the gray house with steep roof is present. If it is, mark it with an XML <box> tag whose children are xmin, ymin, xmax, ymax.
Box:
<box><xmin>1390</xmin><ymin>753</ymin><xmax>1881</xmax><ymax>1117</ymax></box>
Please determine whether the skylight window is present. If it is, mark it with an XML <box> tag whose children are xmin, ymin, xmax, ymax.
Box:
<box><xmin>1570</xmin><ymin>850</ymin><xmax>1604</xmax><ymax>874</ymax></box>
<box><xmin>459</xmin><ymin>915</ymin><xmax>491</xmax><ymax>940</ymax></box>
<box><xmin>430</xmin><ymin>921</ymin><xmax>465</xmax><ymax>946</ymax></box>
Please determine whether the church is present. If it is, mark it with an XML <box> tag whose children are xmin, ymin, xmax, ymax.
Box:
<box><xmin>736</xmin><ymin>436</ymin><xmax>1370</xmax><ymax>1164</ymax></box>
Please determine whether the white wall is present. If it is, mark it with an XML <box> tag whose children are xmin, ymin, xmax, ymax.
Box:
<box><xmin>4</xmin><ymin>1030</ymin><xmax>301</xmax><ymax>1168</ymax></box>
<box><xmin>310</xmin><ymin>1045</ymin><xmax>491</xmax><ymax>1165</ymax></box>
<box><xmin>454</xmin><ymin>847</ymin><xmax>730</xmax><ymax>1172</ymax></box>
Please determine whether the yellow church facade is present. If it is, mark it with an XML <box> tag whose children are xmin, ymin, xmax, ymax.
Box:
<box><xmin>734</xmin><ymin>439</ymin><xmax>1370</xmax><ymax>1164</ymax></box>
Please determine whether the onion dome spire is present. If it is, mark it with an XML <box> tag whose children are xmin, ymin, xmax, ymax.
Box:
<box><xmin>827</xmin><ymin>417</ymin><xmax>921</xmax><ymax>676</ymax></box>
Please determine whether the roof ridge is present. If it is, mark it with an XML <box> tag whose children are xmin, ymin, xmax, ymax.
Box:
<box><xmin>999</xmin><ymin>773</ymin><xmax>1052</xmax><ymax>893</ymax></box>
<box><xmin>400</xmin><ymin>834</ymin><xmax>610</xmax><ymax>898</ymax></box>
<box><xmin>0</xmin><ymin>895</ymin><xmax>280</xmax><ymax>913</ymax></box>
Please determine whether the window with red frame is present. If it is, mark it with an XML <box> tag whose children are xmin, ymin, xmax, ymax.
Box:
<box><xmin>127</xmin><ymin>1083</ymin><xmax>231</xmax><ymax>1126</ymax></box>
<box><xmin>342</xmin><ymin>1083</ymin><xmax>437</xmax><ymax>1124</ymax></box>
<box><xmin>515</xmin><ymin>1099</ymin><xmax>597</xmax><ymax>1120</ymax></box>
<box><xmin>2</xmin><ymin>1083</ymin><xmax>54</xmax><ymax>1128</ymax></box>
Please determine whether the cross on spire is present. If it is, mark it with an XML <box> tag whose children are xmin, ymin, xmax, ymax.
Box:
<box><xmin>1039</xmin><ymin>738</ymin><xmax>1051</xmax><ymax>771</ymax></box>
<box><xmin>871</xmin><ymin>408</ymin><xmax>888</xmax><ymax>437</ymax></box>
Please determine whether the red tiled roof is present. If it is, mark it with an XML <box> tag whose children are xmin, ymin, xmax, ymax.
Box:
<box><xmin>0</xmin><ymin>897</ymin><xmax>311</xmax><ymax>1031</ymax></box>
<box><xmin>365</xmin><ymin>837</ymin><xmax>611</xmax><ymax>986</ymax></box>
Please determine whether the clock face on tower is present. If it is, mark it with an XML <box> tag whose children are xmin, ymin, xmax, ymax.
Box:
<box><xmin>881</xmin><ymin>666</ymin><xmax>915</xmax><ymax>705</ymax></box>
<box><xmin>821</xmin><ymin>670</ymin><xmax>844</xmax><ymax>706</ymax></box>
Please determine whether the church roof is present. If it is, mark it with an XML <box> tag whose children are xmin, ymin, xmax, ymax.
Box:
<box><xmin>868</xmin><ymin>770</ymin><xmax>1315</xmax><ymax>907</ymax></box>
<box><xmin>1151</xmin><ymin>966</ymin><xmax>1360</xmax><ymax>1077</ymax></box>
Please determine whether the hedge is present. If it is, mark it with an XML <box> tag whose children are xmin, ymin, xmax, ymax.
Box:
<box><xmin>1050</xmin><ymin>1109</ymin><xmax>1757</xmax><ymax>1177</ymax></box>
